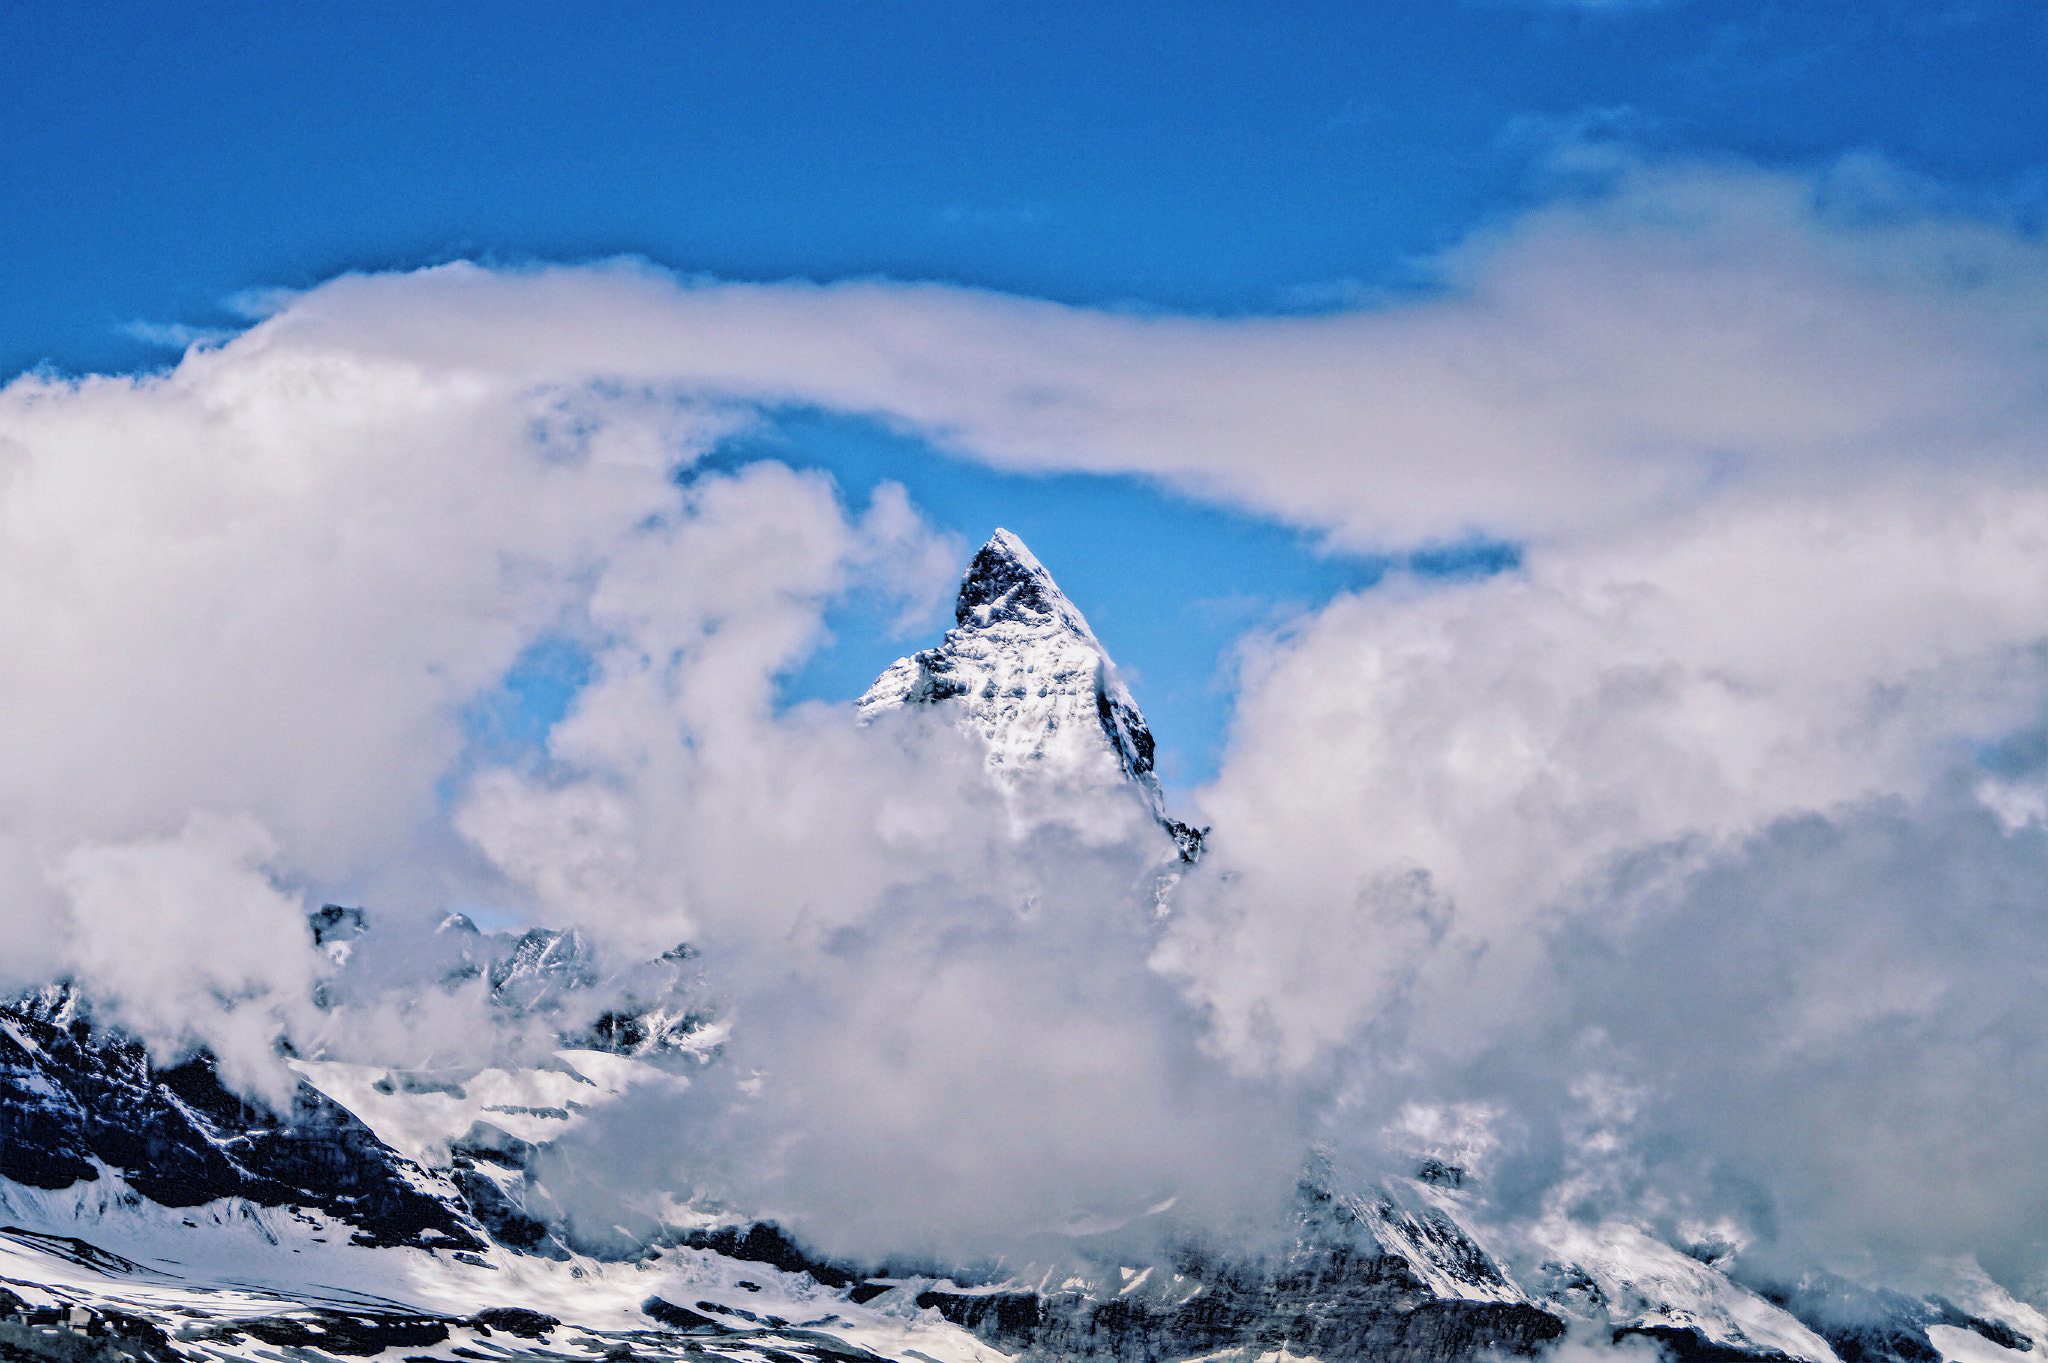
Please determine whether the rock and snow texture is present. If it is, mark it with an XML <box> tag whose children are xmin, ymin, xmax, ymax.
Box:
<box><xmin>890</xmin><ymin>1172</ymin><xmax>1567</xmax><ymax>1363</ymax></box>
<box><xmin>1351</xmin><ymin>1178</ymin><xmax>1532</xmax><ymax>1308</ymax></box>
<box><xmin>0</xmin><ymin>1200</ymin><xmax>1011</xmax><ymax>1363</ymax></box>
<box><xmin>859</xmin><ymin>529</ymin><xmax>1204</xmax><ymax>859</ymax></box>
<box><xmin>0</xmin><ymin>989</ymin><xmax>484</xmax><ymax>1254</ymax></box>
<box><xmin>1529</xmin><ymin>1216</ymin><xmax>1839</xmax><ymax>1363</ymax></box>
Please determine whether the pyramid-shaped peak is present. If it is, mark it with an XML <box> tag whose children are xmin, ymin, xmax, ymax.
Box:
<box><xmin>954</xmin><ymin>528</ymin><xmax>1093</xmax><ymax>637</ymax></box>
<box><xmin>860</xmin><ymin>527</ymin><xmax>1206</xmax><ymax>862</ymax></box>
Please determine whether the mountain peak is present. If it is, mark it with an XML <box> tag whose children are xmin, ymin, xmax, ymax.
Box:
<box><xmin>953</xmin><ymin>528</ymin><xmax>1094</xmax><ymax>639</ymax></box>
<box><xmin>860</xmin><ymin>529</ymin><xmax>1205</xmax><ymax>861</ymax></box>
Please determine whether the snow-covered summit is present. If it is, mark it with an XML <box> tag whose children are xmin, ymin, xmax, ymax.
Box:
<box><xmin>952</xmin><ymin>528</ymin><xmax>1097</xmax><ymax>639</ymax></box>
<box><xmin>859</xmin><ymin>529</ymin><xmax>1204</xmax><ymax>859</ymax></box>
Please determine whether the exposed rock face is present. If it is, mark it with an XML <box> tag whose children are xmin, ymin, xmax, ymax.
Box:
<box><xmin>885</xmin><ymin>1176</ymin><xmax>1563</xmax><ymax>1363</ymax></box>
<box><xmin>0</xmin><ymin>990</ymin><xmax>481</xmax><ymax>1251</ymax></box>
<box><xmin>859</xmin><ymin>529</ymin><xmax>1205</xmax><ymax>860</ymax></box>
<box><xmin>916</xmin><ymin>1261</ymin><xmax>1564</xmax><ymax>1363</ymax></box>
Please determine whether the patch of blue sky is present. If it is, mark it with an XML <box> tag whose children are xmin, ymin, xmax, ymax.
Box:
<box><xmin>454</xmin><ymin>636</ymin><xmax>595</xmax><ymax>790</ymax></box>
<box><xmin>1973</xmin><ymin>727</ymin><xmax>2048</xmax><ymax>781</ymax></box>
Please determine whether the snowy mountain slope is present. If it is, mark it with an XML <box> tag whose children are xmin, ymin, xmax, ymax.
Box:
<box><xmin>1527</xmin><ymin>1215</ymin><xmax>1840</xmax><ymax>1363</ymax></box>
<box><xmin>4</xmin><ymin>973</ymin><xmax>1956</xmax><ymax>1349</ymax></box>
<box><xmin>286</xmin><ymin>1046</ymin><xmax>700</xmax><ymax>1259</ymax></box>
<box><xmin>1349</xmin><ymin>1178</ymin><xmax>1531</xmax><ymax>1308</ymax></box>
<box><xmin>2</xmin><ymin>929</ymin><xmax>1587</xmax><ymax>1363</ymax></box>
<box><xmin>859</xmin><ymin>529</ymin><xmax>1205</xmax><ymax>860</ymax></box>
<box><xmin>286</xmin><ymin>1049</ymin><xmax>682</xmax><ymax>1170</ymax></box>
<box><xmin>0</xmin><ymin>1187</ymin><xmax>1012</xmax><ymax>1363</ymax></box>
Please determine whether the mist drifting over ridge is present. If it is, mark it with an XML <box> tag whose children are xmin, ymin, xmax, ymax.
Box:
<box><xmin>5</xmin><ymin>152</ymin><xmax>2048</xmax><ymax>1307</ymax></box>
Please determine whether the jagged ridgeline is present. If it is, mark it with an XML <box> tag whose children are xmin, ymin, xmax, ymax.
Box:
<box><xmin>3</xmin><ymin>532</ymin><xmax>2043</xmax><ymax>1363</ymax></box>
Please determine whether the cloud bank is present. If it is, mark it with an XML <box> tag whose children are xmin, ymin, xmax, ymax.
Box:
<box><xmin>5</xmin><ymin>153</ymin><xmax>2048</xmax><ymax>1287</ymax></box>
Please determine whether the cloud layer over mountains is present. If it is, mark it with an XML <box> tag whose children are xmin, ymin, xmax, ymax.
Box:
<box><xmin>5</xmin><ymin>153</ymin><xmax>2048</xmax><ymax>1286</ymax></box>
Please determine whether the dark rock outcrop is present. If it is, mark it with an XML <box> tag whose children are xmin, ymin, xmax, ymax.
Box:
<box><xmin>195</xmin><ymin>1310</ymin><xmax>452</xmax><ymax>1356</ymax></box>
<box><xmin>682</xmin><ymin>1223</ymin><xmax>858</xmax><ymax>1289</ymax></box>
<box><xmin>468</xmin><ymin>1308</ymin><xmax>560</xmax><ymax>1339</ymax></box>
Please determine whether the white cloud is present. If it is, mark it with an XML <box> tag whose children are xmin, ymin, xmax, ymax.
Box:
<box><xmin>51</xmin><ymin>812</ymin><xmax>313</xmax><ymax>1104</ymax></box>
<box><xmin>1162</xmin><ymin>489</ymin><xmax>2048</xmax><ymax>1072</ymax></box>
<box><xmin>231</xmin><ymin>160</ymin><xmax>2048</xmax><ymax>555</ymax></box>
<box><xmin>0</xmin><ymin>315</ymin><xmax>946</xmax><ymax>1079</ymax></box>
<box><xmin>8</xmin><ymin>151</ymin><xmax>2048</xmax><ymax>1281</ymax></box>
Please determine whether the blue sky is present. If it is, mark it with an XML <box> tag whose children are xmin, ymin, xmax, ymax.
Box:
<box><xmin>7</xmin><ymin>0</ymin><xmax>2045</xmax><ymax>787</ymax></box>
<box><xmin>6</xmin><ymin>0</ymin><xmax>2041</xmax><ymax>385</ymax></box>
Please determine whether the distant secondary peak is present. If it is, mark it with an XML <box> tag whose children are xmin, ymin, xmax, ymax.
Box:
<box><xmin>954</xmin><ymin>528</ymin><xmax>1094</xmax><ymax>638</ymax></box>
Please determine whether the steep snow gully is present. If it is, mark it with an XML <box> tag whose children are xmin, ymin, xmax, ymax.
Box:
<box><xmin>2</xmin><ymin>532</ymin><xmax>2041</xmax><ymax>1363</ymax></box>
